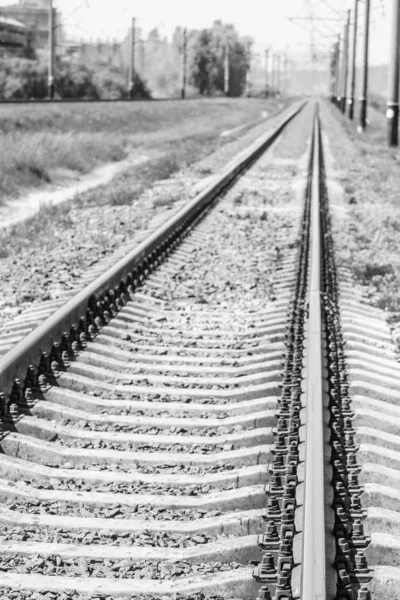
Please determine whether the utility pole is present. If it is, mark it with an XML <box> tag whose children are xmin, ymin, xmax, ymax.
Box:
<box><xmin>48</xmin><ymin>0</ymin><xmax>55</xmax><ymax>99</ymax></box>
<box><xmin>264</xmin><ymin>48</ymin><xmax>269</xmax><ymax>96</ymax></box>
<box><xmin>140</xmin><ymin>39</ymin><xmax>145</xmax><ymax>73</ymax></box>
<box><xmin>331</xmin><ymin>43</ymin><xmax>339</xmax><ymax>102</ymax></box>
<box><xmin>245</xmin><ymin>41</ymin><xmax>251</xmax><ymax>96</ymax></box>
<box><xmin>270</xmin><ymin>54</ymin><xmax>275</xmax><ymax>95</ymax></box>
<box><xmin>224</xmin><ymin>40</ymin><xmax>229</xmax><ymax>96</ymax></box>
<box><xmin>181</xmin><ymin>28</ymin><xmax>187</xmax><ymax>99</ymax></box>
<box><xmin>276</xmin><ymin>54</ymin><xmax>281</xmax><ymax>94</ymax></box>
<box><xmin>349</xmin><ymin>0</ymin><xmax>359</xmax><ymax>119</ymax></box>
<box><xmin>128</xmin><ymin>17</ymin><xmax>136</xmax><ymax>99</ymax></box>
<box><xmin>340</xmin><ymin>10</ymin><xmax>350</xmax><ymax>113</ymax></box>
<box><xmin>359</xmin><ymin>0</ymin><xmax>370</xmax><ymax>131</ymax></box>
<box><xmin>335</xmin><ymin>35</ymin><xmax>341</xmax><ymax>107</ymax></box>
<box><xmin>273</xmin><ymin>54</ymin><xmax>278</xmax><ymax>95</ymax></box>
<box><xmin>330</xmin><ymin>46</ymin><xmax>336</xmax><ymax>102</ymax></box>
<box><xmin>282</xmin><ymin>53</ymin><xmax>287</xmax><ymax>94</ymax></box>
<box><xmin>387</xmin><ymin>0</ymin><xmax>400</xmax><ymax>146</ymax></box>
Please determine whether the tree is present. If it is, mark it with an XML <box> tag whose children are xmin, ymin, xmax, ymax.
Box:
<box><xmin>189</xmin><ymin>21</ymin><xmax>251</xmax><ymax>96</ymax></box>
<box><xmin>0</xmin><ymin>57</ymin><xmax>151</xmax><ymax>100</ymax></box>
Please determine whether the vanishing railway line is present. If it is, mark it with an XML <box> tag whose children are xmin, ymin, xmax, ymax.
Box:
<box><xmin>0</xmin><ymin>101</ymin><xmax>395</xmax><ymax>600</ymax></box>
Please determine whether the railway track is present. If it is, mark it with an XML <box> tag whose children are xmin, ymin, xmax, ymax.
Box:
<box><xmin>0</xmin><ymin>100</ymin><xmax>394</xmax><ymax>600</ymax></box>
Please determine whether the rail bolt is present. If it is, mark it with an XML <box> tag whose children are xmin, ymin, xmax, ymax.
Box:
<box><xmin>343</xmin><ymin>417</ymin><xmax>354</xmax><ymax>432</ymax></box>
<box><xmin>277</xmin><ymin>545</ymin><xmax>293</xmax><ymax>574</ymax></box>
<box><xmin>266</xmin><ymin>521</ymin><xmax>278</xmax><ymax>537</ymax></box>
<box><xmin>344</xmin><ymin>432</ymin><xmax>357</xmax><ymax>450</ymax></box>
<box><xmin>335</xmin><ymin>481</ymin><xmax>347</xmax><ymax>496</ymax></box>
<box><xmin>354</xmin><ymin>551</ymin><xmax>369</xmax><ymax>573</ymax></box>
<box><xmin>335</xmin><ymin>506</ymin><xmax>349</xmax><ymax>526</ymax></box>
<box><xmin>333</xmin><ymin>441</ymin><xmax>345</xmax><ymax>457</ymax></box>
<box><xmin>253</xmin><ymin>553</ymin><xmax>276</xmax><ymax>583</ymax></box>
<box><xmin>357</xmin><ymin>586</ymin><xmax>371</xmax><ymax>600</ymax></box>
<box><xmin>337</xmin><ymin>567</ymin><xmax>351</xmax><ymax>587</ymax></box>
<box><xmin>347</xmin><ymin>453</ymin><xmax>358</xmax><ymax>467</ymax></box>
<box><xmin>8</xmin><ymin>403</ymin><xmax>19</xmax><ymax>421</ymax></box>
<box><xmin>265</xmin><ymin>498</ymin><xmax>281</xmax><ymax>521</ymax></box>
<box><xmin>272</xmin><ymin>455</ymin><xmax>285</xmax><ymax>473</ymax></box>
<box><xmin>269</xmin><ymin>474</ymin><xmax>282</xmax><ymax>489</ymax></box>
<box><xmin>277</xmin><ymin>417</ymin><xmax>288</xmax><ymax>430</ymax></box>
<box><xmin>352</xmin><ymin>531</ymin><xmax>370</xmax><ymax>549</ymax></box>
<box><xmin>333</xmin><ymin>459</ymin><xmax>345</xmax><ymax>475</ymax></box>
<box><xmin>281</xmin><ymin>508</ymin><xmax>295</xmax><ymax>524</ymax></box>
<box><xmin>341</xmin><ymin>398</ymin><xmax>352</xmax><ymax>412</ymax></box>
<box><xmin>331</xmin><ymin>422</ymin><xmax>343</xmax><ymax>439</ymax></box>
<box><xmin>353</xmin><ymin>519</ymin><xmax>366</xmax><ymax>539</ymax></box>
<box><xmin>38</xmin><ymin>374</ymin><xmax>48</xmax><ymax>393</ymax></box>
<box><xmin>51</xmin><ymin>360</ymin><xmax>60</xmax><ymax>378</ymax></box>
<box><xmin>61</xmin><ymin>350</ymin><xmax>70</xmax><ymax>367</ymax></box>
<box><xmin>350</xmin><ymin>496</ymin><xmax>362</xmax><ymax>512</ymax></box>
<box><xmin>274</xmin><ymin>569</ymin><xmax>292</xmax><ymax>599</ymax></box>
<box><xmin>348</xmin><ymin>473</ymin><xmax>361</xmax><ymax>494</ymax></box>
<box><xmin>257</xmin><ymin>586</ymin><xmax>272</xmax><ymax>600</ymax></box>
<box><xmin>24</xmin><ymin>388</ymin><xmax>35</xmax><ymax>409</ymax></box>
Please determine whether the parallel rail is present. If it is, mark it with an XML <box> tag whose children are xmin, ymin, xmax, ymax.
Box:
<box><xmin>299</xmin><ymin>109</ymin><xmax>372</xmax><ymax>600</ymax></box>
<box><xmin>301</xmin><ymin>108</ymin><xmax>327</xmax><ymax>600</ymax></box>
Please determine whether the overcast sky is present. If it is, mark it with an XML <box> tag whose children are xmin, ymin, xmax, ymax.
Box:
<box><xmin>53</xmin><ymin>0</ymin><xmax>307</xmax><ymax>48</ymax></box>
<box><xmin>0</xmin><ymin>0</ymin><xmax>392</xmax><ymax>66</ymax></box>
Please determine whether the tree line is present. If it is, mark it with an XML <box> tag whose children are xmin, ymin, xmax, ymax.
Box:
<box><xmin>0</xmin><ymin>20</ymin><xmax>253</xmax><ymax>101</ymax></box>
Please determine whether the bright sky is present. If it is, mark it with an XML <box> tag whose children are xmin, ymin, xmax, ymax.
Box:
<box><xmin>55</xmin><ymin>0</ymin><xmax>302</xmax><ymax>48</ymax></box>
<box><xmin>0</xmin><ymin>0</ymin><xmax>393</xmax><ymax>66</ymax></box>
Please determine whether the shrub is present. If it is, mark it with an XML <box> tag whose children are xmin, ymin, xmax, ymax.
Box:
<box><xmin>0</xmin><ymin>57</ymin><xmax>151</xmax><ymax>101</ymax></box>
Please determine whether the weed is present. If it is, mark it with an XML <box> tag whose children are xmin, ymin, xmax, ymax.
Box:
<box><xmin>0</xmin><ymin>97</ymin><xmax>289</xmax><ymax>203</ymax></box>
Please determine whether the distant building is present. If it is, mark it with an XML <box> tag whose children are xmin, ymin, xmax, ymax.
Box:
<box><xmin>0</xmin><ymin>0</ymin><xmax>61</xmax><ymax>51</ymax></box>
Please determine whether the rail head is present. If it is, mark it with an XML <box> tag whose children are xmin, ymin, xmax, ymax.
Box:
<box><xmin>301</xmin><ymin>106</ymin><xmax>327</xmax><ymax>600</ymax></box>
<box><xmin>0</xmin><ymin>101</ymin><xmax>306</xmax><ymax>407</ymax></box>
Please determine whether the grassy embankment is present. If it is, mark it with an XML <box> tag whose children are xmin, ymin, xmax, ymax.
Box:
<box><xmin>0</xmin><ymin>97</ymin><xmax>288</xmax><ymax>201</ymax></box>
<box><xmin>326</xmin><ymin>99</ymin><xmax>400</xmax><ymax>327</ymax></box>
<box><xmin>332</xmin><ymin>93</ymin><xmax>387</xmax><ymax>146</ymax></box>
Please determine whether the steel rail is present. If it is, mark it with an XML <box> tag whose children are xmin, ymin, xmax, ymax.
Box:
<box><xmin>301</xmin><ymin>107</ymin><xmax>327</xmax><ymax>600</ymax></box>
<box><xmin>0</xmin><ymin>102</ymin><xmax>305</xmax><ymax>399</ymax></box>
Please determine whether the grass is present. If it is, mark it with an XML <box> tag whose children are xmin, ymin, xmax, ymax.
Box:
<box><xmin>80</xmin><ymin>133</ymin><xmax>225</xmax><ymax>208</ymax></box>
<box><xmin>0</xmin><ymin>94</ymin><xmax>301</xmax><ymax>323</ymax></box>
<box><xmin>0</xmin><ymin>131</ymin><xmax>127</xmax><ymax>197</ymax></box>
<box><xmin>326</xmin><ymin>100</ymin><xmax>400</xmax><ymax>318</ymax></box>
<box><xmin>0</xmin><ymin>97</ymin><xmax>288</xmax><ymax>201</ymax></box>
<box><xmin>0</xmin><ymin>96</ymin><xmax>290</xmax><ymax>202</ymax></box>
<box><xmin>0</xmin><ymin>97</ymin><xmax>280</xmax><ymax>134</ymax></box>
<box><xmin>332</xmin><ymin>94</ymin><xmax>392</xmax><ymax>150</ymax></box>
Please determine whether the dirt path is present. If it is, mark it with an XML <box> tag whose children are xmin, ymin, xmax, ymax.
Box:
<box><xmin>0</xmin><ymin>153</ymin><xmax>149</xmax><ymax>230</ymax></box>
